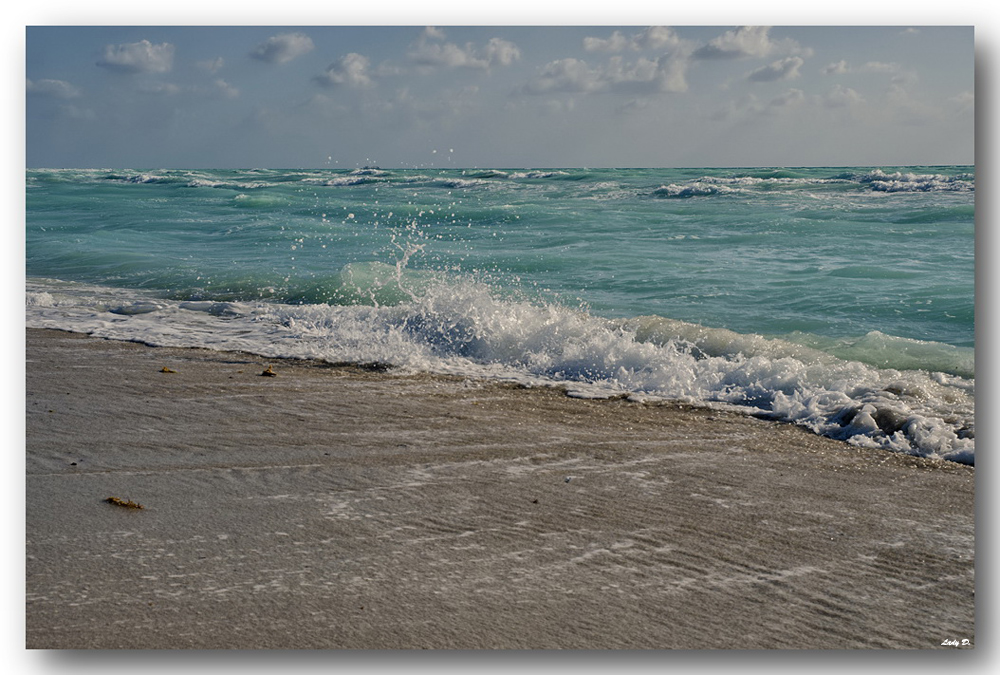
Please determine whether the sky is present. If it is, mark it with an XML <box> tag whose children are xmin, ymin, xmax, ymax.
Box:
<box><xmin>22</xmin><ymin>16</ymin><xmax>978</xmax><ymax>169</ymax></box>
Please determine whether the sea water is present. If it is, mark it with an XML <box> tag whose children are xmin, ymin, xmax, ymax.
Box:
<box><xmin>25</xmin><ymin>166</ymin><xmax>975</xmax><ymax>464</ymax></box>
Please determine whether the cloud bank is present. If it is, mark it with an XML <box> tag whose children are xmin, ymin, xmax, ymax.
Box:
<box><xmin>250</xmin><ymin>32</ymin><xmax>315</xmax><ymax>65</ymax></box>
<box><xmin>408</xmin><ymin>29</ymin><xmax>521</xmax><ymax>70</ymax></box>
<box><xmin>96</xmin><ymin>40</ymin><xmax>174</xmax><ymax>74</ymax></box>
<box><xmin>27</xmin><ymin>78</ymin><xmax>81</xmax><ymax>99</ymax></box>
<box><xmin>314</xmin><ymin>53</ymin><xmax>375</xmax><ymax>88</ymax></box>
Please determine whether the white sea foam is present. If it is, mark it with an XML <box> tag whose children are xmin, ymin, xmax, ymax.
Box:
<box><xmin>26</xmin><ymin>274</ymin><xmax>975</xmax><ymax>464</ymax></box>
<box><xmin>508</xmin><ymin>171</ymin><xmax>570</xmax><ymax>179</ymax></box>
<box><xmin>855</xmin><ymin>169</ymin><xmax>974</xmax><ymax>192</ymax></box>
<box><xmin>653</xmin><ymin>182</ymin><xmax>748</xmax><ymax>198</ymax></box>
<box><xmin>187</xmin><ymin>178</ymin><xmax>274</xmax><ymax>189</ymax></box>
<box><xmin>434</xmin><ymin>178</ymin><xmax>489</xmax><ymax>189</ymax></box>
<box><xmin>655</xmin><ymin>170</ymin><xmax>973</xmax><ymax>197</ymax></box>
<box><xmin>314</xmin><ymin>176</ymin><xmax>381</xmax><ymax>187</ymax></box>
<box><xmin>106</xmin><ymin>172</ymin><xmax>173</xmax><ymax>184</ymax></box>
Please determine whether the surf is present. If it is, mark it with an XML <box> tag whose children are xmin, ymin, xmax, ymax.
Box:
<box><xmin>26</xmin><ymin>270</ymin><xmax>975</xmax><ymax>465</ymax></box>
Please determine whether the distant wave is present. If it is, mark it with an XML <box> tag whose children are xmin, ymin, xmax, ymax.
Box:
<box><xmin>841</xmin><ymin>169</ymin><xmax>974</xmax><ymax>192</ymax></box>
<box><xmin>434</xmin><ymin>178</ymin><xmax>490</xmax><ymax>189</ymax></box>
<box><xmin>653</xmin><ymin>182</ymin><xmax>748</xmax><ymax>198</ymax></box>
<box><xmin>104</xmin><ymin>172</ymin><xmax>179</xmax><ymax>185</ymax></box>
<box><xmin>653</xmin><ymin>168</ymin><xmax>973</xmax><ymax>198</ymax></box>
<box><xmin>187</xmin><ymin>178</ymin><xmax>274</xmax><ymax>189</ymax></box>
<box><xmin>306</xmin><ymin>175</ymin><xmax>386</xmax><ymax>187</ymax></box>
<box><xmin>862</xmin><ymin>170</ymin><xmax>974</xmax><ymax>192</ymax></box>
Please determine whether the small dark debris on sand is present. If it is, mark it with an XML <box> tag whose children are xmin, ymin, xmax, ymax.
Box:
<box><xmin>104</xmin><ymin>496</ymin><xmax>145</xmax><ymax>510</ymax></box>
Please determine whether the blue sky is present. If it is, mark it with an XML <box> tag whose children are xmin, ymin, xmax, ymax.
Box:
<box><xmin>23</xmin><ymin>13</ymin><xmax>977</xmax><ymax>168</ymax></box>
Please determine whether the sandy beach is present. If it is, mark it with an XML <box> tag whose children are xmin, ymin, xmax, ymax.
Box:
<box><xmin>25</xmin><ymin>327</ymin><xmax>975</xmax><ymax>650</ymax></box>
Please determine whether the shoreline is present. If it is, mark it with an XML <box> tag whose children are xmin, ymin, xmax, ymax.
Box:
<box><xmin>25</xmin><ymin>328</ymin><xmax>975</xmax><ymax>649</ymax></box>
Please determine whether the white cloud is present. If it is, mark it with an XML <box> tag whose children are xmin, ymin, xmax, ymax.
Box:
<box><xmin>97</xmin><ymin>40</ymin><xmax>174</xmax><ymax>74</ymax></box>
<box><xmin>584</xmin><ymin>31</ymin><xmax>631</xmax><ymax>53</ymax></box>
<box><xmin>584</xmin><ymin>27</ymin><xmax>683</xmax><ymax>53</ymax></box>
<box><xmin>822</xmin><ymin>60</ymin><xmax>850</xmax><ymax>75</ymax></box>
<box><xmin>637</xmin><ymin>27</ymin><xmax>684</xmax><ymax>51</ymax></box>
<box><xmin>861</xmin><ymin>61</ymin><xmax>900</xmax><ymax>74</ymax></box>
<box><xmin>694</xmin><ymin>26</ymin><xmax>774</xmax><ymax>59</ymax></box>
<box><xmin>524</xmin><ymin>58</ymin><xmax>602</xmax><ymax>94</ymax></box>
<box><xmin>824</xmin><ymin>84</ymin><xmax>864</xmax><ymax>108</ymax></box>
<box><xmin>694</xmin><ymin>26</ymin><xmax>811</xmax><ymax>60</ymax></box>
<box><xmin>422</xmin><ymin>26</ymin><xmax>447</xmax><ymax>41</ymax></box>
<box><xmin>197</xmin><ymin>57</ymin><xmax>225</xmax><ymax>74</ymax></box>
<box><xmin>213</xmin><ymin>79</ymin><xmax>240</xmax><ymax>99</ymax></box>
<box><xmin>604</xmin><ymin>56</ymin><xmax>665</xmax><ymax>91</ymax></box>
<box><xmin>250</xmin><ymin>32</ymin><xmax>315</xmax><ymax>65</ymax></box>
<box><xmin>314</xmin><ymin>53</ymin><xmax>374</xmax><ymax>88</ymax></box>
<box><xmin>408</xmin><ymin>34</ymin><xmax>520</xmax><ymax>70</ymax></box>
<box><xmin>747</xmin><ymin>56</ymin><xmax>804</xmax><ymax>82</ymax></box>
<box><xmin>483</xmin><ymin>38</ymin><xmax>521</xmax><ymax>67</ymax></box>
<box><xmin>26</xmin><ymin>78</ymin><xmax>81</xmax><ymax>99</ymax></box>
<box><xmin>653</xmin><ymin>55</ymin><xmax>690</xmax><ymax>93</ymax></box>
<box><xmin>523</xmin><ymin>54</ymin><xmax>688</xmax><ymax>96</ymax></box>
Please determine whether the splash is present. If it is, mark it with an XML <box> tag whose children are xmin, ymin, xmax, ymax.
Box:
<box><xmin>26</xmin><ymin>272</ymin><xmax>975</xmax><ymax>464</ymax></box>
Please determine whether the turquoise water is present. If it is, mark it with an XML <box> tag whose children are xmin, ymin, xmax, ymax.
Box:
<box><xmin>25</xmin><ymin>166</ymin><xmax>975</xmax><ymax>463</ymax></box>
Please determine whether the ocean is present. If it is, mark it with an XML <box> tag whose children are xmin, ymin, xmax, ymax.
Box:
<box><xmin>25</xmin><ymin>166</ymin><xmax>975</xmax><ymax>464</ymax></box>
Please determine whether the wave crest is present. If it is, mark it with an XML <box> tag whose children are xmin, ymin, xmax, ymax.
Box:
<box><xmin>26</xmin><ymin>274</ymin><xmax>975</xmax><ymax>464</ymax></box>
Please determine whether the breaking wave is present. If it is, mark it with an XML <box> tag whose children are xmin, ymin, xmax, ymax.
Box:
<box><xmin>26</xmin><ymin>270</ymin><xmax>975</xmax><ymax>465</ymax></box>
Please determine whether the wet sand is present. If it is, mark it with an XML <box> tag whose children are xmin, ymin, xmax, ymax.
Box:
<box><xmin>25</xmin><ymin>328</ymin><xmax>975</xmax><ymax>649</ymax></box>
